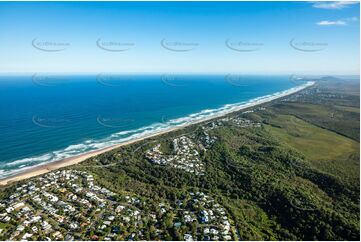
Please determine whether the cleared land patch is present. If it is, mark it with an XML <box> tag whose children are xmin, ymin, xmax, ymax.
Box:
<box><xmin>265</xmin><ymin>114</ymin><xmax>359</xmax><ymax>181</ymax></box>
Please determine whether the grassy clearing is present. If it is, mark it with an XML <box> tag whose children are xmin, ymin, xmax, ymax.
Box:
<box><xmin>272</xmin><ymin>102</ymin><xmax>360</xmax><ymax>141</ymax></box>
<box><xmin>334</xmin><ymin>105</ymin><xmax>360</xmax><ymax>113</ymax></box>
<box><xmin>265</xmin><ymin>114</ymin><xmax>359</xmax><ymax>181</ymax></box>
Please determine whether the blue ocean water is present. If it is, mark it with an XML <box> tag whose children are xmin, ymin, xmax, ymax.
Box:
<box><xmin>0</xmin><ymin>74</ymin><xmax>303</xmax><ymax>178</ymax></box>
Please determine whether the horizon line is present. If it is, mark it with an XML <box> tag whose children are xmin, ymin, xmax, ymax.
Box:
<box><xmin>0</xmin><ymin>72</ymin><xmax>359</xmax><ymax>76</ymax></box>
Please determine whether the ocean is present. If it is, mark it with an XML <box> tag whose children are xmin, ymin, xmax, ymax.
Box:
<box><xmin>0</xmin><ymin>74</ymin><xmax>308</xmax><ymax>178</ymax></box>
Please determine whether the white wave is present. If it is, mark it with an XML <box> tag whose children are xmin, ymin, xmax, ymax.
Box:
<box><xmin>0</xmin><ymin>81</ymin><xmax>314</xmax><ymax>179</ymax></box>
<box><xmin>64</xmin><ymin>144</ymin><xmax>89</xmax><ymax>152</ymax></box>
<box><xmin>2</xmin><ymin>153</ymin><xmax>53</xmax><ymax>167</ymax></box>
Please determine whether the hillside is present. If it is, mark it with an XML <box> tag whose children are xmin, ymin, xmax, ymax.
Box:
<box><xmin>0</xmin><ymin>78</ymin><xmax>359</xmax><ymax>241</ymax></box>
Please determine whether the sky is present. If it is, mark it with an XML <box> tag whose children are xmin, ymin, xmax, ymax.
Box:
<box><xmin>0</xmin><ymin>1</ymin><xmax>359</xmax><ymax>75</ymax></box>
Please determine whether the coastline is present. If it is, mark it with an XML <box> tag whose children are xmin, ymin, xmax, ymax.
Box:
<box><xmin>0</xmin><ymin>81</ymin><xmax>315</xmax><ymax>186</ymax></box>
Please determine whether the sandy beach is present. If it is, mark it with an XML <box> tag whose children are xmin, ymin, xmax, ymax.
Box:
<box><xmin>0</xmin><ymin>81</ymin><xmax>314</xmax><ymax>186</ymax></box>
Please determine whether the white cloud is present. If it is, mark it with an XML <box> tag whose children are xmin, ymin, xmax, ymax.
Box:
<box><xmin>316</xmin><ymin>16</ymin><xmax>358</xmax><ymax>26</ymax></box>
<box><xmin>312</xmin><ymin>1</ymin><xmax>359</xmax><ymax>10</ymax></box>
<box><xmin>345</xmin><ymin>16</ymin><xmax>359</xmax><ymax>21</ymax></box>
<box><xmin>316</xmin><ymin>20</ymin><xmax>347</xmax><ymax>25</ymax></box>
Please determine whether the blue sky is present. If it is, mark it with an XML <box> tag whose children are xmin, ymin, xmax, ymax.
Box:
<box><xmin>0</xmin><ymin>1</ymin><xmax>359</xmax><ymax>75</ymax></box>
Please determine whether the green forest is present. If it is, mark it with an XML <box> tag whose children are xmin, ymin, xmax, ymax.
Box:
<box><xmin>1</xmin><ymin>77</ymin><xmax>359</xmax><ymax>240</ymax></box>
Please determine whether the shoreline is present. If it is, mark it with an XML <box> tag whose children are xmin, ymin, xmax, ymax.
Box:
<box><xmin>0</xmin><ymin>81</ymin><xmax>315</xmax><ymax>186</ymax></box>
